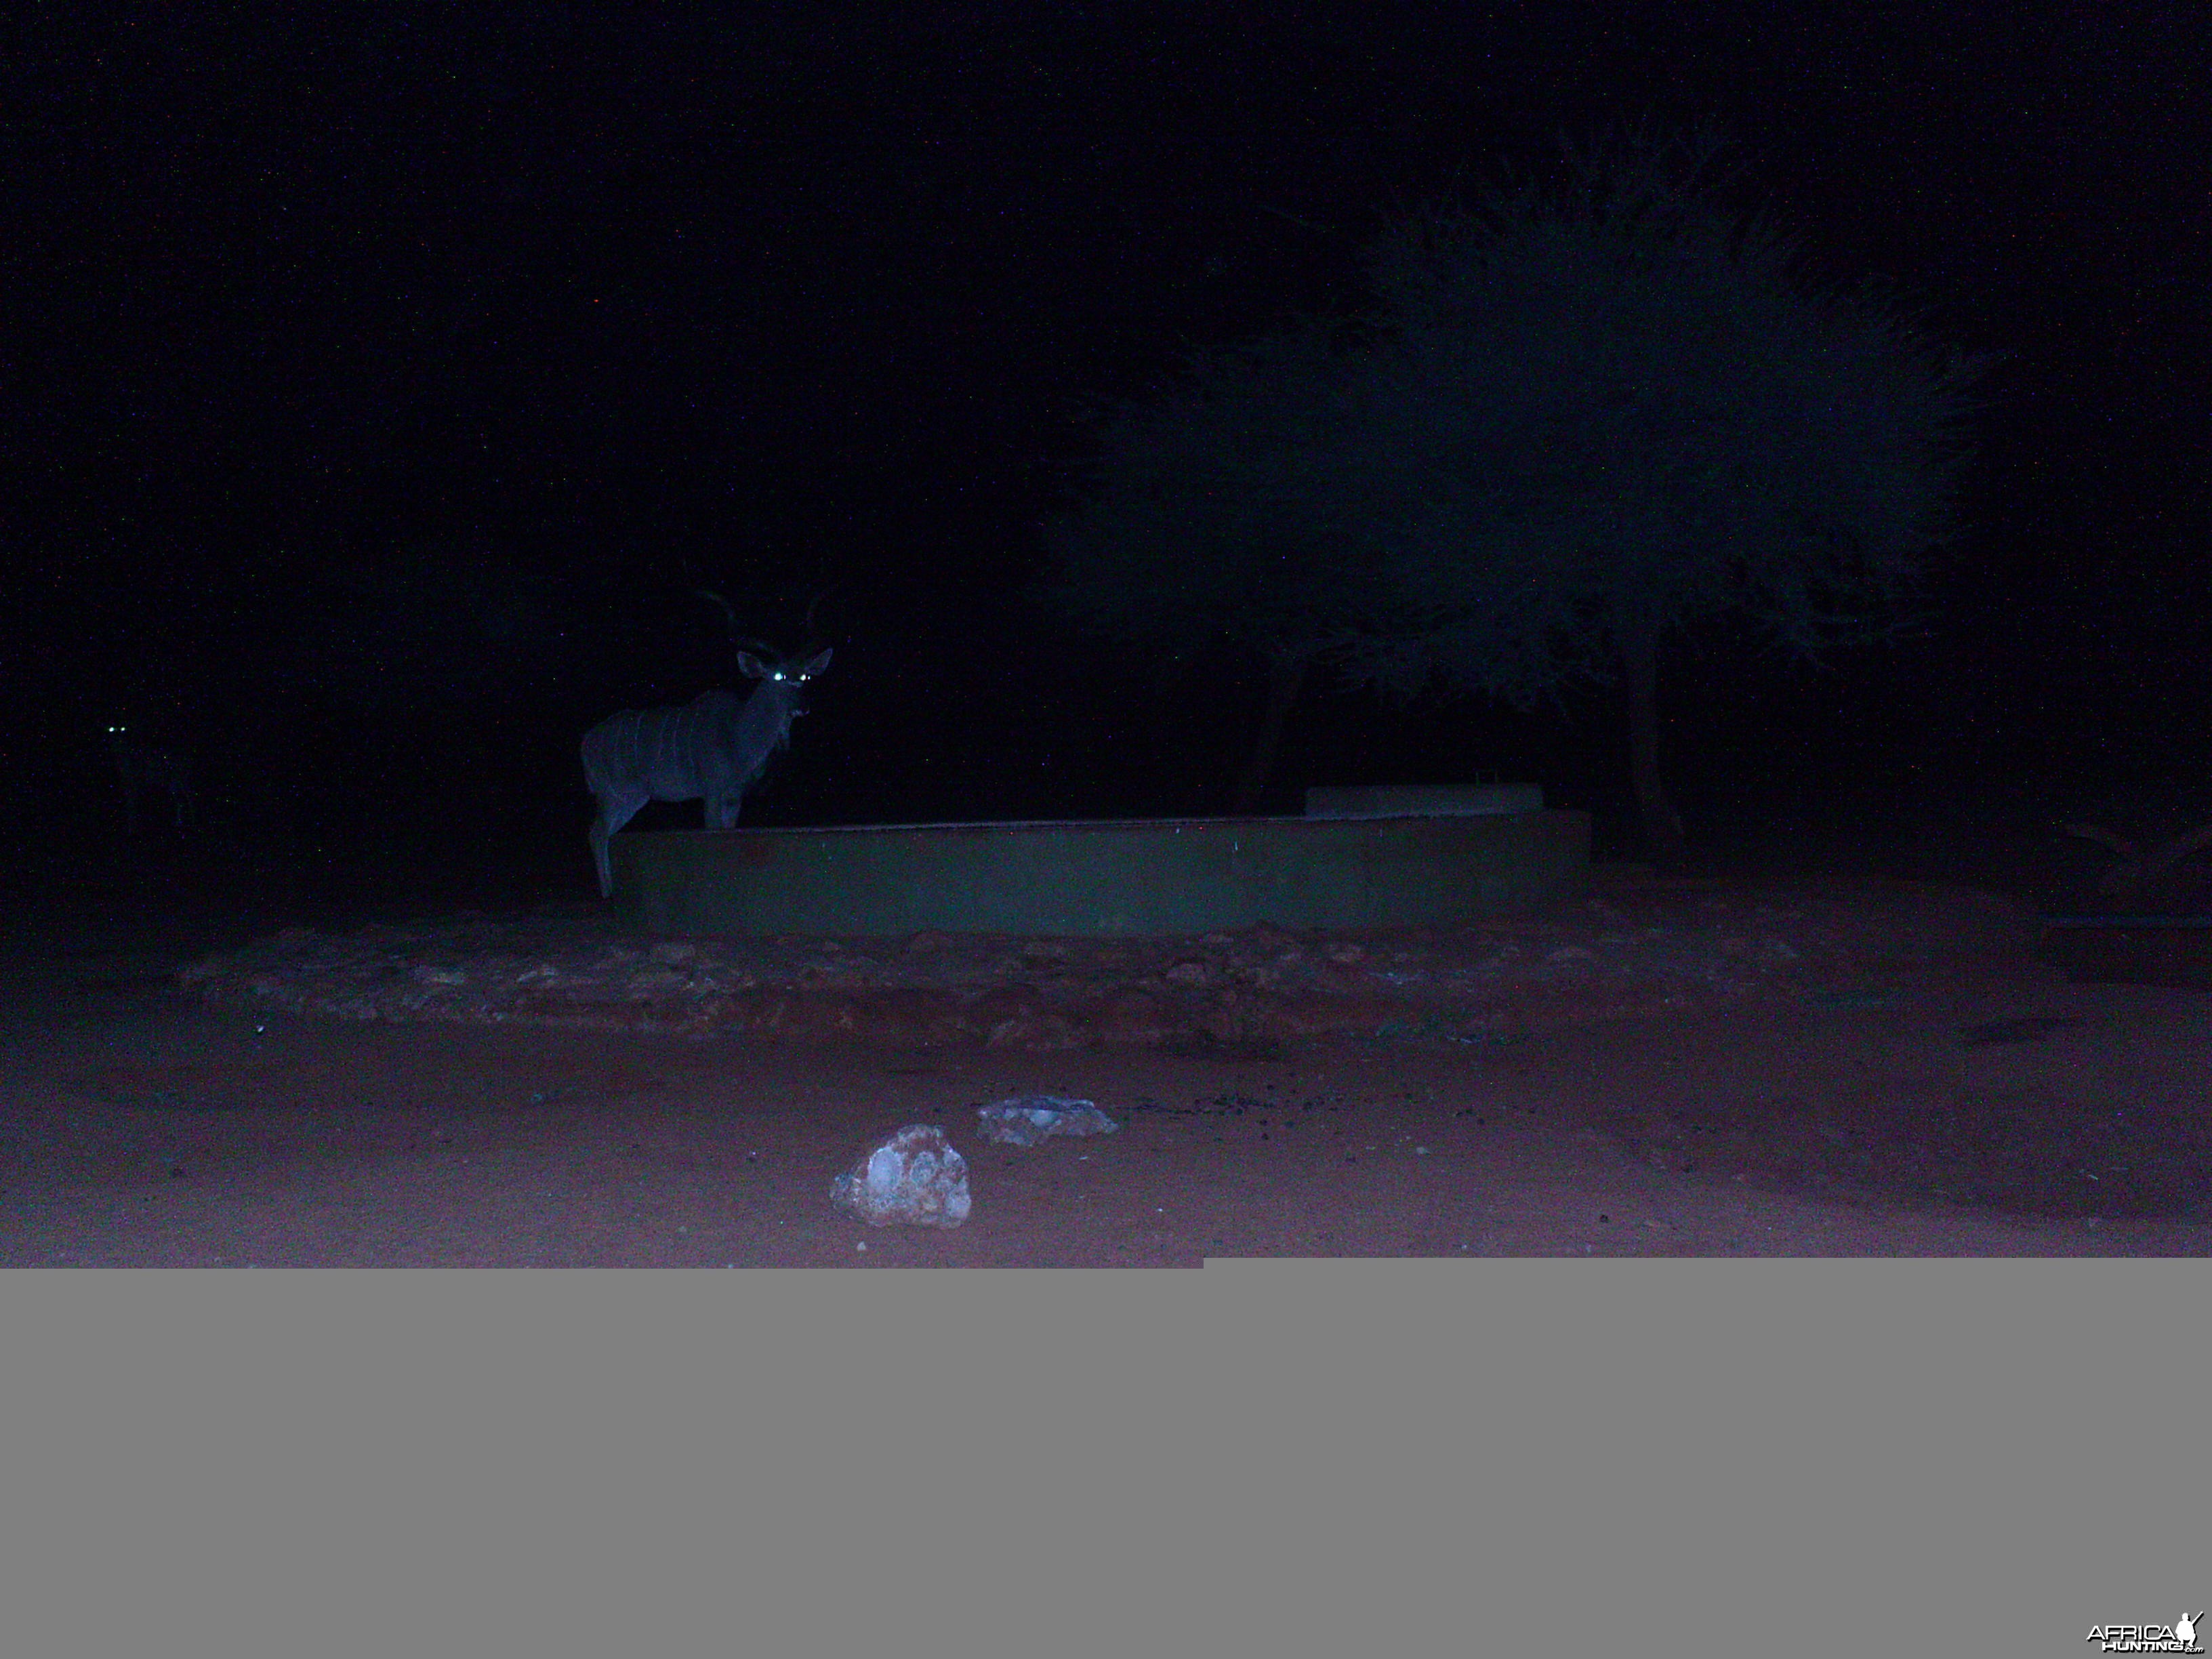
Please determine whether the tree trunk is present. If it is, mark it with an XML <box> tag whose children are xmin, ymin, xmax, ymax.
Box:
<box><xmin>1620</xmin><ymin>625</ymin><xmax>1687</xmax><ymax>863</ymax></box>
<box><xmin>1231</xmin><ymin>651</ymin><xmax>1310</xmax><ymax>815</ymax></box>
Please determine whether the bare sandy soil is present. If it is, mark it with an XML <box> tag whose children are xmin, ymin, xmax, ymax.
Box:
<box><xmin>4</xmin><ymin>862</ymin><xmax>2207</xmax><ymax>1263</ymax></box>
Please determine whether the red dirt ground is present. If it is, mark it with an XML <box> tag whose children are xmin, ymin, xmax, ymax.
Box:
<box><xmin>4</xmin><ymin>867</ymin><xmax>2207</xmax><ymax>1263</ymax></box>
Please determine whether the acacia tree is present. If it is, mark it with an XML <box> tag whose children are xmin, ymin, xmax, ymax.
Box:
<box><xmin>1035</xmin><ymin>317</ymin><xmax>1381</xmax><ymax>811</ymax></box>
<box><xmin>1325</xmin><ymin>129</ymin><xmax>1994</xmax><ymax>857</ymax></box>
<box><xmin>1041</xmin><ymin>129</ymin><xmax>1990</xmax><ymax>846</ymax></box>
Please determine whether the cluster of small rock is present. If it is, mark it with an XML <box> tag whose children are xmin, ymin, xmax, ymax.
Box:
<box><xmin>830</xmin><ymin>1097</ymin><xmax>1119</xmax><ymax>1229</ymax></box>
<box><xmin>171</xmin><ymin>876</ymin><xmax>2030</xmax><ymax>1046</ymax></box>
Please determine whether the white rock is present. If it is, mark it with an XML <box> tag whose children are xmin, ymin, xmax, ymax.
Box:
<box><xmin>831</xmin><ymin>1124</ymin><xmax>971</xmax><ymax>1228</ymax></box>
<box><xmin>976</xmin><ymin>1096</ymin><xmax>1120</xmax><ymax>1148</ymax></box>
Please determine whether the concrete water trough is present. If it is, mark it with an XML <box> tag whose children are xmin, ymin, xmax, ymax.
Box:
<box><xmin>609</xmin><ymin>785</ymin><xmax>1589</xmax><ymax>938</ymax></box>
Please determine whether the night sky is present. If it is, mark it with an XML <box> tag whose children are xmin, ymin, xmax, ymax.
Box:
<box><xmin>7</xmin><ymin>2</ymin><xmax>2207</xmax><ymax>918</ymax></box>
